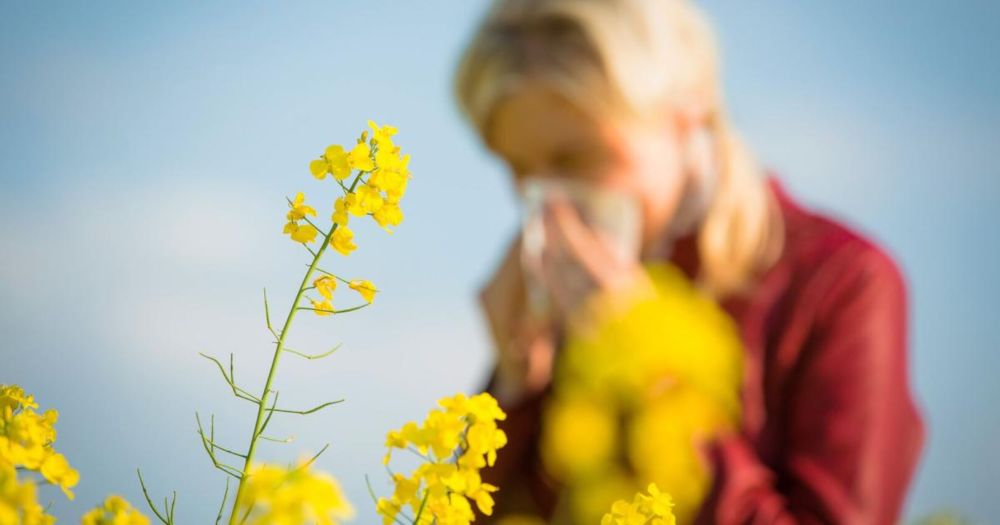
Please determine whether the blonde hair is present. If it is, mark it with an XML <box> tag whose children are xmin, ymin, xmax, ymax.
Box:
<box><xmin>455</xmin><ymin>0</ymin><xmax>783</xmax><ymax>297</ymax></box>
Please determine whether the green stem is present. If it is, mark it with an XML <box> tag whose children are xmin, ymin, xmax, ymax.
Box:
<box><xmin>227</xmin><ymin>172</ymin><xmax>365</xmax><ymax>525</ymax></box>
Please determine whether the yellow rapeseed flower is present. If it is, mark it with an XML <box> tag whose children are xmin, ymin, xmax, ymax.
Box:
<box><xmin>235</xmin><ymin>461</ymin><xmax>354</xmax><ymax>525</ymax></box>
<box><xmin>348</xmin><ymin>142</ymin><xmax>374</xmax><ymax>172</ymax></box>
<box><xmin>330</xmin><ymin>226</ymin><xmax>357</xmax><ymax>256</ymax></box>
<box><xmin>600</xmin><ymin>484</ymin><xmax>676</xmax><ymax>525</ymax></box>
<box><xmin>368</xmin><ymin>120</ymin><xmax>398</xmax><ymax>147</ymax></box>
<box><xmin>285</xmin><ymin>223</ymin><xmax>319</xmax><ymax>244</ymax></box>
<box><xmin>311</xmin><ymin>298</ymin><xmax>334</xmax><ymax>317</ymax></box>
<box><xmin>355</xmin><ymin>184</ymin><xmax>384</xmax><ymax>214</ymax></box>
<box><xmin>0</xmin><ymin>385</ymin><xmax>38</xmax><ymax>412</ymax></box>
<box><xmin>313</xmin><ymin>275</ymin><xmax>337</xmax><ymax>300</ymax></box>
<box><xmin>80</xmin><ymin>495</ymin><xmax>150</xmax><ymax>525</ymax></box>
<box><xmin>348</xmin><ymin>280</ymin><xmax>376</xmax><ymax>304</ymax></box>
<box><xmin>310</xmin><ymin>145</ymin><xmax>352</xmax><ymax>181</ymax></box>
<box><xmin>379</xmin><ymin>393</ymin><xmax>507</xmax><ymax>525</ymax></box>
<box><xmin>287</xmin><ymin>192</ymin><xmax>317</xmax><ymax>221</ymax></box>
<box><xmin>0</xmin><ymin>462</ymin><xmax>54</xmax><ymax>525</ymax></box>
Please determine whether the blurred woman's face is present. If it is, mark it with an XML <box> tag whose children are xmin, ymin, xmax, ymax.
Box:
<box><xmin>486</xmin><ymin>83</ymin><xmax>690</xmax><ymax>253</ymax></box>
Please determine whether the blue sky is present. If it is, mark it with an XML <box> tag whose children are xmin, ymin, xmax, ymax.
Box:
<box><xmin>1</xmin><ymin>1</ymin><xmax>998</xmax><ymax>522</ymax></box>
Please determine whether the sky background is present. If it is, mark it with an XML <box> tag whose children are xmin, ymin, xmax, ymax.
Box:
<box><xmin>1</xmin><ymin>1</ymin><xmax>998</xmax><ymax>522</ymax></box>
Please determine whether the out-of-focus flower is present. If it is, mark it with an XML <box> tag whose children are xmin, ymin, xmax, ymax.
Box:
<box><xmin>0</xmin><ymin>462</ymin><xmax>53</xmax><ymax>525</ymax></box>
<box><xmin>234</xmin><ymin>461</ymin><xmax>354</xmax><ymax>525</ymax></box>
<box><xmin>540</xmin><ymin>263</ymin><xmax>743</xmax><ymax>523</ymax></box>
<box><xmin>80</xmin><ymin>495</ymin><xmax>150</xmax><ymax>525</ymax></box>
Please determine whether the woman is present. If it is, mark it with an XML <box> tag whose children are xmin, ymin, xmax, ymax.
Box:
<box><xmin>454</xmin><ymin>0</ymin><xmax>924</xmax><ymax>523</ymax></box>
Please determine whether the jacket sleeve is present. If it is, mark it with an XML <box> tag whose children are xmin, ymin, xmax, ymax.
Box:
<box><xmin>699</xmin><ymin>244</ymin><xmax>925</xmax><ymax>525</ymax></box>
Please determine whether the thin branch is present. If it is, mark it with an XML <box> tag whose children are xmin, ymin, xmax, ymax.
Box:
<box><xmin>195</xmin><ymin>413</ymin><xmax>244</xmax><ymax>480</ymax></box>
<box><xmin>215</xmin><ymin>479</ymin><xmax>230</xmax><ymax>525</ymax></box>
<box><xmin>254</xmin><ymin>391</ymin><xmax>280</xmax><ymax>441</ymax></box>
<box><xmin>259</xmin><ymin>435</ymin><xmax>294</xmax><ymax>443</ymax></box>
<box><xmin>284</xmin><ymin>343</ymin><xmax>341</xmax><ymax>360</ymax></box>
<box><xmin>265</xmin><ymin>399</ymin><xmax>344</xmax><ymax>415</ymax></box>
<box><xmin>263</xmin><ymin>288</ymin><xmax>278</xmax><ymax>340</ymax></box>
<box><xmin>296</xmin><ymin>303</ymin><xmax>369</xmax><ymax>315</ymax></box>
<box><xmin>293</xmin><ymin>444</ymin><xmax>329</xmax><ymax>473</ymax></box>
<box><xmin>199</xmin><ymin>353</ymin><xmax>261</xmax><ymax>403</ymax></box>
<box><xmin>136</xmin><ymin>469</ymin><xmax>171</xmax><ymax>525</ymax></box>
<box><xmin>413</xmin><ymin>491</ymin><xmax>430</xmax><ymax>525</ymax></box>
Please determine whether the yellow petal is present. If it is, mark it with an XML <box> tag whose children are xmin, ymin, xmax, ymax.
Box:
<box><xmin>349</xmin><ymin>280</ymin><xmax>377</xmax><ymax>304</ymax></box>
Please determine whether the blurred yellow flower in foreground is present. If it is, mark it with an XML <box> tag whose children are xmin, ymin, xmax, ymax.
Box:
<box><xmin>541</xmin><ymin>263</ymin><xmax>743</xmax><ymax>523</ymax></box>
<box><xmin>235</xmin><ymin>461</ymin><xmax>354</xmax><ymax>525</ymax></box>
<box><xmin>0</xmin><ymin>462</ymin><xmax>52</xmax><ymax>525</ymax></box>
<box><xmin>81</xmin><ymin>495</ymin><xmax>150</xmax><ymax>525</ymax></box>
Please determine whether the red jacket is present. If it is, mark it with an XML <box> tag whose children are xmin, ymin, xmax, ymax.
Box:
<box><xmin>481</xmin><ymin>178</ymin><xmax>925</xmax><ymax>524</ymax></box>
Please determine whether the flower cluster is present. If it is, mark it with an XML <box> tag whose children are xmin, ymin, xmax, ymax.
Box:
<box><xmin>81</xmin><ymin>495</ymin><xmax>150</xmax><ymax>525</ymax></box>
<box><xmin>234</xmin><ymin>460</ymin><xmax>354</xmax><ymax>525</ymax></box>
<box><xmin>0</xmin><ymin>384</ymin><xmax>79</xmax><ymax>523</ymax></box>
<box><xmin>601</xmin><ymin>484</ymin><xmax>677</xmax><ymax>525</ymax></box>
<box><xmin>378</xmin><ymin>393</ymin><xmax>508</xmax><ymax>525</ymax></box>
<box><xmin>539</xmin><ymin>263</ymin><xmax>744</xmax><ymax>523</ymax></box>
<box><xmin>281</xmin><ymin>121</ymin><xmax>411</xmax><ymax>317</ymax></box>
<box><xmin>292</xmin><ymin>120</ymin><xmax>410</xmax><ymax>254</ymax></box>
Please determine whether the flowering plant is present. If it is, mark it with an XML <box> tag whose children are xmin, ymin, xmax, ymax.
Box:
<box><xmin>133</xmin><ymin>121</ymin><xmax>410</xmax><ymax>525</ymax></box>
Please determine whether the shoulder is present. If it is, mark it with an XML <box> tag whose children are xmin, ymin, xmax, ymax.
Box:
<box><xmin>766</xmin><ymin>178</ymin><xmax>908</xmax><ymax>325</ymax></box>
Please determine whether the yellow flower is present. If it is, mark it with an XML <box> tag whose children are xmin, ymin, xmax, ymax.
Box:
<box><xmin>331</xmin><ymin>198</ymin><xmax>350</xmax><ymax>227</ymax></box>
<box><xmin>355</xmin><ymin>183</ymin><xmax>384</xmax><ymax>214</ymax></box>
<box><xmin>310</xmin><ymin>145</ymin><xmax>352</xmax><ymax>181</ymax></box>
<box><xmin>601</xmin><ymin>484</ymin><xmax>676</xmax><ymax>525</ymax></box>
<box><xmin>379</xmin><ymin>393</ymin><xmax>508</xmax><ymax>525</ymax></box>
<box><xmin>285</xmin><ymin>222</ymin><xmax>319</xmax><ymax>244</ymax></box>
<box><xmin>235</xmin><ymin>461</ymin><xmax>354</xmax><ymax>525</ymax></box>
<box><xmin>286</xmin><ymin>192</ymin><xmax>317</xmax><ymax>221</ymax></box>
<box><xmin>38</xmin><ymin>452</ymin><xmax>78</xmax><ymax>500</ymax></box>
<box><xmin>335</xmin><ymin>193</ymin><xmax>366</xmax><ymax>219</ymax></box>
<box><xmin>330</xmin><ymin>225</ymin><xmax>357</xmax><ymax>256</ymax></box>
<box><xmin>541</xmin><ymin>262</ymin><xmax>742</xmax><ymax>523</ymax></box>
<box><xmin>80</xmin><ymin>495</ymin><xmax>149</xmax><ymax>525</ymax></box>
<box><xmin>368</xmin><ymin>120</ymin><xmax>398</xmax><ymax>147</ymax></box>
<box><xmin>373</xmin><ymin>202</ymin><xmax>403</xmax><ymax>232</ymax></box>
<box><xmin>0</xmin><ymin>385</ymin><xmax>38</xmax><ymax>412</ymax></box>
<box><xmin>370</xmin><ymin>149</ymin><xmax>410</xmax><ymax>203</ymax></box>
<box><xmin>541</xmin><ymin>396</ymin><xmax>617</xmax><ymax>479</ymax></box>
<box><xmin>348</xmin><ymin>280</ymin><xmax>377</xmax><ymax>304</ymax></box>
<box><xmin>311</xmin><ymin>298</ymin><xmax>334</xmax><ymax>317</ymax></box>
<box><xmin>348</xmin><ymin>142</ymin><xmax>375</xmax><ymax>172</ymax></box>
<box><xmin>313</xmin><ymin>275</ymin><xmax>337</xmax><ymax>300</ymax></box>
<box><xmin>0</xmin><ymin>462</ymin><xmax>54</xmax><ymax>525</ymax></box>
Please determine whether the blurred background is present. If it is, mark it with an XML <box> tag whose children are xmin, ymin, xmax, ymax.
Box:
<box><xmin>1</xmin><ymin>1</ymin><xmax>997</xmax><ymax>522</ymax></box>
